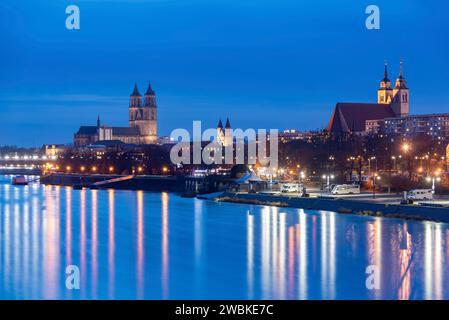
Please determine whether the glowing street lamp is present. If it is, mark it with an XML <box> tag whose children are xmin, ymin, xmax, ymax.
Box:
<box><xmin>402</xmin><ymin>143</ymin><xmax>410</xmax><ymax>153</ymax></box>
<box><xmin>426</xmin><ymin>175</ymin><xmax>441</xmax><ymax>193</ymax></box>
<box><xmin>299</xmin><ymin>171</ymin><xmax>305</xmax><ymax>182</ymax></box>
<box><xmin>80</xmin><ymin>166</ymin><xmax>85</xmax><ymax>172</ymax></box>
<box><xmin>322</xmin><ymin>174</ymin><xmax>334</xmax><ymax>193</ymax></box>
<box><xmin>92</xmin><ymin>166</ymin><xmax>97</xmax><ymax>173</ymax></box>
<box><xmin>109</xmin><ymin>166</ymin><xmax>114</xmax><ymax>173</ymax></box>
<box><xmin>372</xmin><ymin>173</ymin><xmax>381</xmax><ymax>199</ymax></box>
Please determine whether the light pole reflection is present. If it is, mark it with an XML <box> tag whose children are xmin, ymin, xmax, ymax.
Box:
<box><xmin>65</xmin><ymin>187</ymin><xmax>72</xmax><ymax>299</ymax></box>
<box><xmin>298</xmin><ymin>211</ymin><xmax>307</xmax><ymax>300</ymax></box>
<box><xmin>137</xmin><ymin>190</ymin><xmax>144</xmax><ymax>299</ymax></box>
<box><xmin>161</xmin><ymin>192</ymin><xmax>169</xmax><ymax>299</ymax></box>
<box><xmin>108</xmin><ymin>189</ymin><xmax>115</xmax><ymax>299</ymax></box>
<box><xmin>80</xmin><ymin>189</ymin><xmax>86</xmax><ymax>297</ymax></box>
<box><xmin>247</xmin><ymin>212</ymin><xmax>254</xmax><ymax>299</ymax></box>
<box><xmin>91</xmin><ymin>190</ymin><xmax>98</xmax><ymax>299</ymax></box>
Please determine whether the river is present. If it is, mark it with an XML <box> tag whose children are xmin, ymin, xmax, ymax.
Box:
<box><xmin>0</xmin><ymin>176</ymin><xmax>448</xmax><ymax>299</ymax></box>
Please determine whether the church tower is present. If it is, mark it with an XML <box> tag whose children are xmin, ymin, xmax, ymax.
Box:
<box><xmin>224</xmin><ymin>118</ymin><xmax>232</xmax><ymax>147</ymax></box>
<box><xmin>391</xmin><ymin>61</ymin><xmax>410</xmax><ymax>117</ymax></box>
<box><xmin>129</xmin><ymin>82</ymin><xmax>158</xmax><ymax>144</ymax></box>
<box><xmin>377</xmin><ymin>62</ymin><xmax>393</xmax><ymax>104</ymax></box>
<box><xmin>143</xmin><ymin>81</ymin><xmax>158</xmax><ymax>144</ymax></box>
<box><xmin>217</xmin><ymin>119</ymin><xmax>225</xmax><ymax>144</ymax></box>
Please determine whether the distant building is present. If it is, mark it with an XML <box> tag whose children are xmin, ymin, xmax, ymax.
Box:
<box><xmin>74</xmin><ymin>82</ymin><xmax>158</xmax><ymax>147</ymax></box>
<box><xmin>327</xmin><ymin>61</ymin><xmax>449</xmax><ymax>138</ymax></box>
<box><xmin>367</xmin><ymin>113</ymin><xmax>449</xmax><ymax>137</ymax></box>
<box><xmin>43</xmin><ymin>144</ymin><xmax>65</xmax><ymax>157</ymax></box>
<box><xmin>216</xmin><ymin>118</ymin><xmax>232</xmax><ymax>146</ymax></box>
<box><xmin>278</xmin><ymin>129</ymin><xmax>317</xmax><ymax>143</ymax></box>
<box><xmin>158</xmin><ymin>136</ymin><xmax>173</xmax><ymax>145</ymax></box>
<box><xmin>327</xmin><ymin>61</ymin><xmax>410</xmax><ymax>134</ymax></box>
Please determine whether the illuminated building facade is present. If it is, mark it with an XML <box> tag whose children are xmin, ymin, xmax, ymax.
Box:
<box><xmin>327</xmin><ymin>61</ymin><xmax>410</xmax><ymax>134</ymax></box>
<box><xmin>74</xmin><ymin>82</ymin><xmax>158</xmax><ymax>147</ymax></box>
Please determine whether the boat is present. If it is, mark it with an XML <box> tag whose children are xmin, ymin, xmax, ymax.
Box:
<box><xmin>12</xmin><ymin>175</ymin><xmax>28</xmax><ymax>186</ymax></box>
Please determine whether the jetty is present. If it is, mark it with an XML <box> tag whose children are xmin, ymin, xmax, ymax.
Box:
<box><xmin>213</xmin><ymin>192</ymin><xmax>449</xmax><ymax>223</ymax></box>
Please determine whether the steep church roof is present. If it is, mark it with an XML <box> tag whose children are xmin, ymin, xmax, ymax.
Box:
<box><xmin>131</xmin><ymin>83</ymin><xmax>141</xmax><ymax>96</ymax></box>
<box><xmin>327</xmin><ymin>103</ymin><xmax>396</xmax><ymax>133</ymax></box>
<box><xmin>225</xmin><ymin>118</ymin><xmax>231</xmax><ymax>129</ymax></box>
<box><xmin>382</xmin><ymin>63</ymin><xmax>390</xmax><ymax>83</ymax></box>
<box><xmin>145</xmin><ymin>81</ymin><xmax>155</xmax><ymax>95</ymax></box>
<box><xmin>76</xmin><ymin>126</ymin><xmax>97</xmax><ymax>135</ymax></box>
<box><xmin>395</xmin><ymin>60</ymin><xmax>408</xmax><ymax>89</ymax></box>
<box><xmin>112</xmin><ymin>127</ymin><xmax>141</xmax><ymax>136</ymax></box>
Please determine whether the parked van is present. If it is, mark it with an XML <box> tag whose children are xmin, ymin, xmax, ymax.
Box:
<box><xmin>281</xmin><ymin>183</ymin><xmax>303</xmax><ymax>194</ymax></box>
<box><xmin>406</xmin><ymin>189</ymin><xmax>433</xmax><ymax>200</ymax></box>
<box><xmin>331</xmin><ymin>184</ymin><xmax>360</xmax><ymax>195</ymax></box>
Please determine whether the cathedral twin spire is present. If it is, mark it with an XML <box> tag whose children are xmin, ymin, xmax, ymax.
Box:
<box><xmin>130</xmin><ymin>82</ymin><xmax>157</xmax><ymax>108</ymax></box>
<box><xmin>131</xmin><ymin>82</ymin><xmax>155</xmax><ymax>97</ymax></box>
<box><xmin>381</xmin><ymin>60</ymin><xmax>407</xmax><ymax>89</ymax></box>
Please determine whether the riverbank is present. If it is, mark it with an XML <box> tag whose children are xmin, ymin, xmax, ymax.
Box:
<box><xmin>216</xmin><ymin>192</ymin><xmax>449</xmax><ymax>223</ymax></box>
<box><xmin>40</xmin><ymin>173</ymin><xmax>186</xmax><ymax>192</ymax></box>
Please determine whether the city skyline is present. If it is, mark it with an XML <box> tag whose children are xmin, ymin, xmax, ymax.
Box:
<box><xmin>1</xmin><ymin>0</ymin><xmax>449</xmax><ymax>146</ymax></box>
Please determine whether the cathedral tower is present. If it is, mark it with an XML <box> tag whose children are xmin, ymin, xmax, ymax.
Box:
<box><xmin>377</xmin><ymin>62</ymin><xmax>393</xmax><ymax>104</ymax></box>
<box><xmin>224</xmin><ymin>118</ymin><xmax>232</xmax><ymax>147</ymax></box>
<box><xmin>217</xmin><ymin>119</ymin><xmax>225</xmax><ymax>144</ymax></box>
<box><xmin>129</xmin><ymin>82</ymin><xmax>158</xmax><ymax>144</ymax></box>
<box><xmin>391</xmin><ymin>61</ymin><xmax>410</xmax><ymax>117</ymax></box>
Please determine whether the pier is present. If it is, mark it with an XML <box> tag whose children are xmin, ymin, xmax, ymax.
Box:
<box><xmin>216</xmin><ymin>192</ymin><xmax>449</xmax><ymax>223</ymax></box>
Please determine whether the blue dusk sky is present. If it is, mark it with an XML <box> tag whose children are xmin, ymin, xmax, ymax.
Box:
<box><xmin>0</xmin><ymin>0</ymin><xmax>448</xmax><ymax>146</ymax></box>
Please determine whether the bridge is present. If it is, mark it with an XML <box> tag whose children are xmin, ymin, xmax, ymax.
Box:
<box><xmin>0</xmin><ymin>154</ymin><xmax>57</xmax><ymax>175</ymax></box>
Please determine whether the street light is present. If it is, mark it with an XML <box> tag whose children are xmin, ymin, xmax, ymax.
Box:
<box><xmin>402</xmin><ymin>143</ymin><xmax>410</xmax><ymax>153</ymax></box>
<box><xmin>368</xmin><ymin>156</ymin><xmax>376</xmax><ymax>177</ymax></box>
<box><xmin>372</xmin><ymin>173</ymin><xmax>381</xmax><ymax>199</ymax></box>
<box><xmin>426</xmin><ymin>175</ymin><xmax>441</xmax><ymax>193</ymax></box>
<box><xmin>299</xmin><ymin>171</ymin><xmax>305</xmax><ymax>183</ymax></box>
<box><xmin>322</xmin><ymin>174</ymin><xmax>334</xmax><ymax>194</ymax></box>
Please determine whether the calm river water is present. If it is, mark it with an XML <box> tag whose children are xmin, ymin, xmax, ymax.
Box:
<box><xmin>0</xmin><ymin>176</ymin><xmax>448</xmax><ymax>299</ymax></box>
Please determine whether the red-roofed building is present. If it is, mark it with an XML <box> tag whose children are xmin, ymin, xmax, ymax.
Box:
<box><xmin>327</xmin><ymin>61</ymin><xmax>410</xmax><ymax>134</ymax></box>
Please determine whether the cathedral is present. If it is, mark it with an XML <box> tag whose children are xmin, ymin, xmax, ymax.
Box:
<box><xmin>327</xmin><ymin>61</ymin><xmax>410</xmax><ymax>133</ymax></box>
<box><xmin>74</xmin><ymin>82</ymin><xmax>158</xmax><ymax>147</ymax></box>
<box><xmin>216</xmin><ymin>118</ymin><xmax>233</xmax><ymax>147</ymax></box>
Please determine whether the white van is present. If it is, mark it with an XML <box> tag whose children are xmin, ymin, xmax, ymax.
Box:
<box><xmin>281</xmin><ymin>183</ymin><xmax>303</xmax><ymax>194</ymax></box>
<box><xmin>331</xmin><ymin>184</ymin><xmax>360</xmax><ymax>195</ymax></box>
<box><xmin>406</xmin><ymin>189</ymin><xmax>433</xmax><ymax>200</ymax></box>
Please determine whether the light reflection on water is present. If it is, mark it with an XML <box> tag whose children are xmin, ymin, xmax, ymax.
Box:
<box><xmin>0</xmin><ymin>178</ymin><xmax>448</xmax><ymax>300</ymax></box>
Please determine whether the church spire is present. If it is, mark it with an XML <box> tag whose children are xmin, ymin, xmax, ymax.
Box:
<box><xmin>97</xmin><ymin>115</ymin><xmax>100</xmax><ymax>128</ymax></box>
<box><xmin>145</xmin><ymin>81</ymin><xmax>155</xmax><ymax>96</ymax></box>
<box><xmin>217</xmin><ymin>119</ymin><xmax>223</xmax><ymax>129</ymax></box>
<box><xmin>395</xmin><ymin>60</ymin><xmax>408</xmax><ymax>89</ymax></box>
<box><xmin>131</xmin><ymin>83</ymin><xmax>141</xmax><ymax>96</ymax></box>
<box><xmin>383</xmin><ymin>61</ymin><xmax>389</xmax><ymax>81</ymax></box>
<box><xmin>225</xmin><ymin>118</ymin><xmax>231</xmax><ymax>129</ymax></box>
<box><xmin>399</xmin><ymin>59</ymin><xmax>404</xmax><ymax>79</ymax></box>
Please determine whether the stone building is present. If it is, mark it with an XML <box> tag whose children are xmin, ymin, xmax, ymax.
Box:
<box><xmin>74</xmin><ymin>82</ymin><xmax>158</xmax><ymax>147</ymax></box>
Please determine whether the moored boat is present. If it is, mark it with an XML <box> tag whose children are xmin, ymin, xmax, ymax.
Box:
<box><xmin>12</xmin><ymin>175</ymin><xmax>28</xmax><ymax>186</ymax></box>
